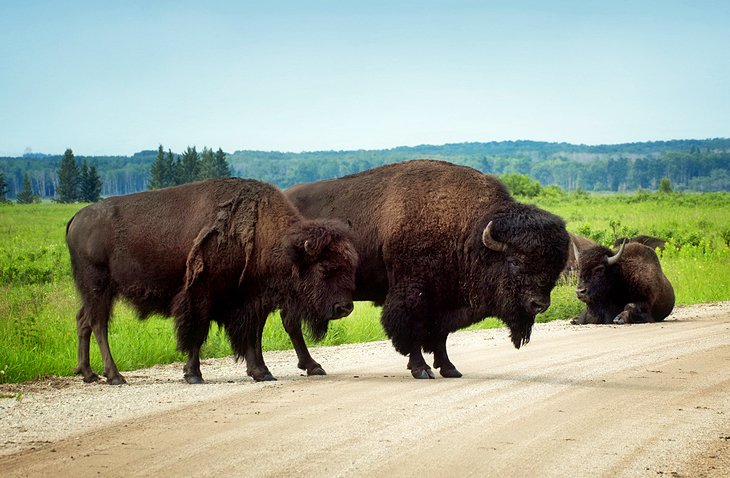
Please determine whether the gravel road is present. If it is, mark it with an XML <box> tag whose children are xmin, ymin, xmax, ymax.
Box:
<box><xmin>1</xmin><ymin>302</ymin><xmax>729</xmax><ymax>477</ymax></box>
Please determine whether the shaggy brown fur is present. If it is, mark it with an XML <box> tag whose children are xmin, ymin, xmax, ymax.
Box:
<box><xmin>573</xmin><ymin>242</ymin><xmax>674</xmax><ymax>324</ymax></box>
<box><xmin>285</xmin><ymin>160</ymin><xmax>569</xmax><ymax>379</ymax></box>
<box><xmin>66</xmin><ymin>178</ymin><xmax>357</xmax><ymax>384</ymax></box>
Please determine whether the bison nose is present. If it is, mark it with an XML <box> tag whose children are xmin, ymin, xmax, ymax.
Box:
<box><xmin>576</xmin><ymin>287</ymin><xmax>587</xmax><ymax>300</ymax></box>
<box><xmin>333</xmin><ymin>302</ymin><xmax>354</xmax><ymax>319</ymax></box>
<box><xmin>529</xmin><ymin>298</ymin><xmax>550</xmax><ymax>315</ymax></box>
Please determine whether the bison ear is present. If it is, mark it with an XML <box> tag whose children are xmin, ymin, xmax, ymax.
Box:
<box><xmin>482</xmin><ymin>221</ymin><xmax>508</xmax><ymax>252</ymax></box>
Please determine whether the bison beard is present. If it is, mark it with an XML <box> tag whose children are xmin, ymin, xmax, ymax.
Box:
<box><xmin>285</xmin><ymin>160</ymin><xmax>569</xmax><ymax>379</ymax></box>
<box><xmin>66</xmin><ymin>178</ymin><xmax>357</xmax><ymax>385</ymax></box>
<box><xmin>507</xmin><ymin>317</ymin><xmax>533</xmax><ymax>349</ymax></box>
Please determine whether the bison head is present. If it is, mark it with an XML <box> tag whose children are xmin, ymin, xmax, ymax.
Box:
<box><xmin>284</xmin><ymin>219</ymin><xmax>358</xmax><ymax>340</ymax></box>
<box><xmin>575</xmin><ymin>241</ymin><xmax>625</xmax><ymax>305</ymax></box>
<box><xmin>478</xmin><ymin>205</ymin><xmax>570</xmax><ymax>348</ymax></box>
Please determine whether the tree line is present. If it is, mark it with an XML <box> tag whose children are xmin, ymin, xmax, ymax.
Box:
<box><xmin>1</xmin><ymin>149</ymin><xmax>102</xmax><ymax>204</ymax></box>
<box><xmin>228</xmin><ymin>143</ymin><xmax>730</xmax><ymax>192</ymax></box>
<box><xmin>2</xmin><ymin>139</ymin><xmax>729</xmax><ymax>200</ymax></box>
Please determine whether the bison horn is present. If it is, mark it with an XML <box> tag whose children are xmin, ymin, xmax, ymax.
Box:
<box><xmin>572</xmin><ymin>239</ymin><xmax>580</xmax><ymax>264</ymax></box>
<box><xmin>606</xmin><ymin>240</ymin><xmax>626</xmax><ymax>266</ymax></box>
<box><xmin>304</xmin><ymin>239</ymin><xmax>316</xmax><ymax>257</ymax></box>
<box><xmin>482</xmin><ymin>221</ymin><xmax>507</xmax><ymax>252</ymax></box>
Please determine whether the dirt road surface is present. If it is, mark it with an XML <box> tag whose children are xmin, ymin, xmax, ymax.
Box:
<box><xmin>1</xmin><ymin>302</ymin><xmax>729</xmax><ymax>477</ymax></box>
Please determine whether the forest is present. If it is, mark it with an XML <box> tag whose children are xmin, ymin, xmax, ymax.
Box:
<box><xmin>1</xmin><ymin>138</ymin><xmax>729</xmax><ymax>199</ymax></box>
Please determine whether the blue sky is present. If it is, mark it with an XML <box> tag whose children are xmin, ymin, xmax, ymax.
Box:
<box><xmin>1</xmin><ymin>0</ymin><xmax>729</xmax><ymax>156</ymax></box>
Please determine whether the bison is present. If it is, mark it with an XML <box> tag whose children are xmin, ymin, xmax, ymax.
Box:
<box><xmin>572</xmin><ymin>241</ymin><xmax>675</xmax><ymax>325</ymax></box>
<box><xmin>613</xmin><ymin>235</ymin><xmax>666</xmax><ymax>252</ymax></box>
<box><xmin>66</xmin><ymin>178</ymin><xmax>357</xmax><ymax>384</ymax></box>
<box><xmin>284</xmin><ymin>160</ymin><xmax>570</xmax><ymax>379</ymax></box>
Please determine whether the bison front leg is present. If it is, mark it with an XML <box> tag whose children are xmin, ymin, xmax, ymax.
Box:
<box><xmin>281</xmin><ymin>312</ymin><xmax>326</xmax><ymax>376</ymax></box>
<box><xmin>429</xmin><ymin>330</ymin><xmax>462</xmax><ymax>378</ymax></box>
<box><xmin>244</xmin><ymin>318</ymin><xmax>276</xmax><ymax>382</ymax></box>
<box><xmin>183</xmin><ymin>345</ymin><xmax>204</xmax><ymax>384</ymax></box>
<box><xmin>228</xmin><ymin>310</ymin><xmax>276</xmax><ymax>382</ymax></box>
<box><xmin>382</xmin><ymin>282</ymin><xmax>434</xmax><ymax>379</ymax></box>
<box><xmin>614</xmin><ymin>302</ymin><xmax>652</xmax><ymax>324</ymax></box>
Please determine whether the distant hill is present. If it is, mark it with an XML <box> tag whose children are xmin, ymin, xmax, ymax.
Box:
<box><xmin>2</xmin><ymin>138</ymin><xmax>729</xmax><ymax>199</ymax></box>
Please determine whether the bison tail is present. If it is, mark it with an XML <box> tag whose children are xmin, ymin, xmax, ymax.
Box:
<box><xmin>171</xmin><ymin>291</ymin><xmax>210</xmax><ymax>354</ymax></box>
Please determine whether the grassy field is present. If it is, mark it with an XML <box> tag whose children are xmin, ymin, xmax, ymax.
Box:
<box><xmin>1</xmin><ymin>192</ymin><xmax>729</xmax><ymax>384</ymax></box>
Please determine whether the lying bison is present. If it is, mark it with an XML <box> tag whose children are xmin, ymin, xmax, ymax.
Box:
<box><xmin>285</xmin><ymin>160</ymin><xmax>570</xmax><ymax>379</ymax></box>
<box><xmin>66</xmin><ymin>178</ymin><xmax>357</xmax><ymax>384</ymax></box>
<box><xmin>613</xmin><ymin>235</ymin><xmax>666</xmax><ymax>252</ymax></box>
<box><xmin>572</xmin><ymin>241</ymin><xmax>674</xmax><ymax>325</ymax></box>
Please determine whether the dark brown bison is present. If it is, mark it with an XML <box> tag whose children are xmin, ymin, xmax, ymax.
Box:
<box><xmin>613</xmin><ymin>235</ymin><xmax>666</xmax><ymax>252</ymax></box>
<box><xmin>66</xmin><ymin>178</ymin><xmax>357</xmax><ymax>384</ymax></box>
<box><xmin>564</xmin><ymin>233</ymin><xmax>597</xmax><ymax>276</ymax></box>
<box><xmin>572</xmin><ymin>241</ymin><xmax>674</xmax><ymax>325</ymax></box>
<box><xmin>285</xmin><ymin>160</ymin><xmax>570</xmax><ymax>379</ymax></box>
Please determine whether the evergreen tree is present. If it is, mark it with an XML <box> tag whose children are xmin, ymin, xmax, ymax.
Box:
<box><xmin>149</xmin><ymin>145</ymin><xmax>168</xmax><ymax>190</ymax></box>
<box><xmin>0</xmin><ymin>171</ymin><xmax>8</xmax><ymax>202</ymax></box>
<box><xmin>79</xmin><ymin>160</ymin><xmax>102</xmax><ymax>202</ymax></box>
<box><xmin>213</xmin><ymin>148</ymin><xmax>231</xmax><ymax>178</ymax></box>
<box><xmin>57</xmin><ymin>148</ymin><xmax>80</xmax><ymax>202</ymax></box>
<box><xmin>178</xmin><ymin>146</ymin><xmax>200</xmax><ymax>184</ymax></box>
<box><xmin>16</xmin><ymin>173</ymin><xmax>36</xmax><ymax>204</ymax></box>
<box><xmin>165</xmin><ymin>149</ymin><xmax>177</xmax><ymax>186</ymax></box>
<box><xmin>198</xmin><ymin>147</ymin><xmax>216</xmax><ymax>180</ymax></box>
<box><xmin>79</xmin><ymin>161</ymin><xmax>89</xmax><ymax>197</ymax></box>
<box><xmin>198</xmin><ymin>147</ymin><xmax>231</xmax><ymax>180</ymax></box>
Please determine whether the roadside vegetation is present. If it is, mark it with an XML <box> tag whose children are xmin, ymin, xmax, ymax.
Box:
<box><xmin>1</xmin><ymin>189</ymin><xmax>729</xmax><ymax>384</ymax></box>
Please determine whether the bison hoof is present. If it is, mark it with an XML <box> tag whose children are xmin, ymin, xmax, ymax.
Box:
<box><xmin>184</xmin><ymin>375</ymin><xmax>205</xmax><ymax>384</ymax></box>
<box><xmin>613</xmin><ymin>311</ymin><xmax>630</xmax><ymax>325</ymax></box>
<box><xmin>411</xmin><ymin>368</ymin><xmax>436</xmax><ymax>380</ymax></box>
<box><xmin>81</xmin><ymin>373</ymin><xmax>100</xmax><ymax>383</ymax></box>
<box><xmin>307</xmin><ymin>366</ymin><xmax>327</xmax><ymax>376</ymax></box>
<box><xmin>106</xmin><ymin>375</ymin><xmax>127</xmax><ymax>385</ymax></box>
<box><xmin>253</xmin><ymin>373</ymin><xmax>277</xmax><ymax>382</ymax></box>
<box><xmin>439</xmin><ymin>367</ymin><xmax>463</xmax><ymax>378</ymax></box>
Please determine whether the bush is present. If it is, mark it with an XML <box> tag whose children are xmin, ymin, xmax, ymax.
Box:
<box><xmin>500</xmin><ymin>173</ymin><xmax>541</xmax><ymax>197</ymax></box>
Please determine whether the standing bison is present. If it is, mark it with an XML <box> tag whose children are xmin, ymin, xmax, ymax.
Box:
<box><xmin>572</xmin><ymin>241</ymin><xmax>674</xmax><ymax>325</ymax></box>
<box><xmin>66</xmin><ymin>178</ymin><xmax>357</xmax><ymax>384</ymax></box>
<box><xmin>285</xmin><ymin>160</ymin><xmax>570</xmax><ymax>379</ymax></box>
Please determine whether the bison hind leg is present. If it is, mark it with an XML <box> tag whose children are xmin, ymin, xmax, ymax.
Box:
<box><xmin>74</xmin><ymin>305</ymin><xmax>99</xmax><ymax>383</ymax></box>
<box><xmin>75</xmin><ymin>286</ymin><xmax>123</xmax><ymax>384</ymax></box>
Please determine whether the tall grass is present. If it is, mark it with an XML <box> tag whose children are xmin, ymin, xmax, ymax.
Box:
<box><xmin>1</xmin><ymin>193</ymin><xmax>729</xmax><ymax>384</ymax></box>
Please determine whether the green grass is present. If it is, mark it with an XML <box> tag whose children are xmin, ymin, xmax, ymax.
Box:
<box><xmin>1</xmin><ymin>193</ymin><xmax>729</xmax><ymax>384</ymax></box>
